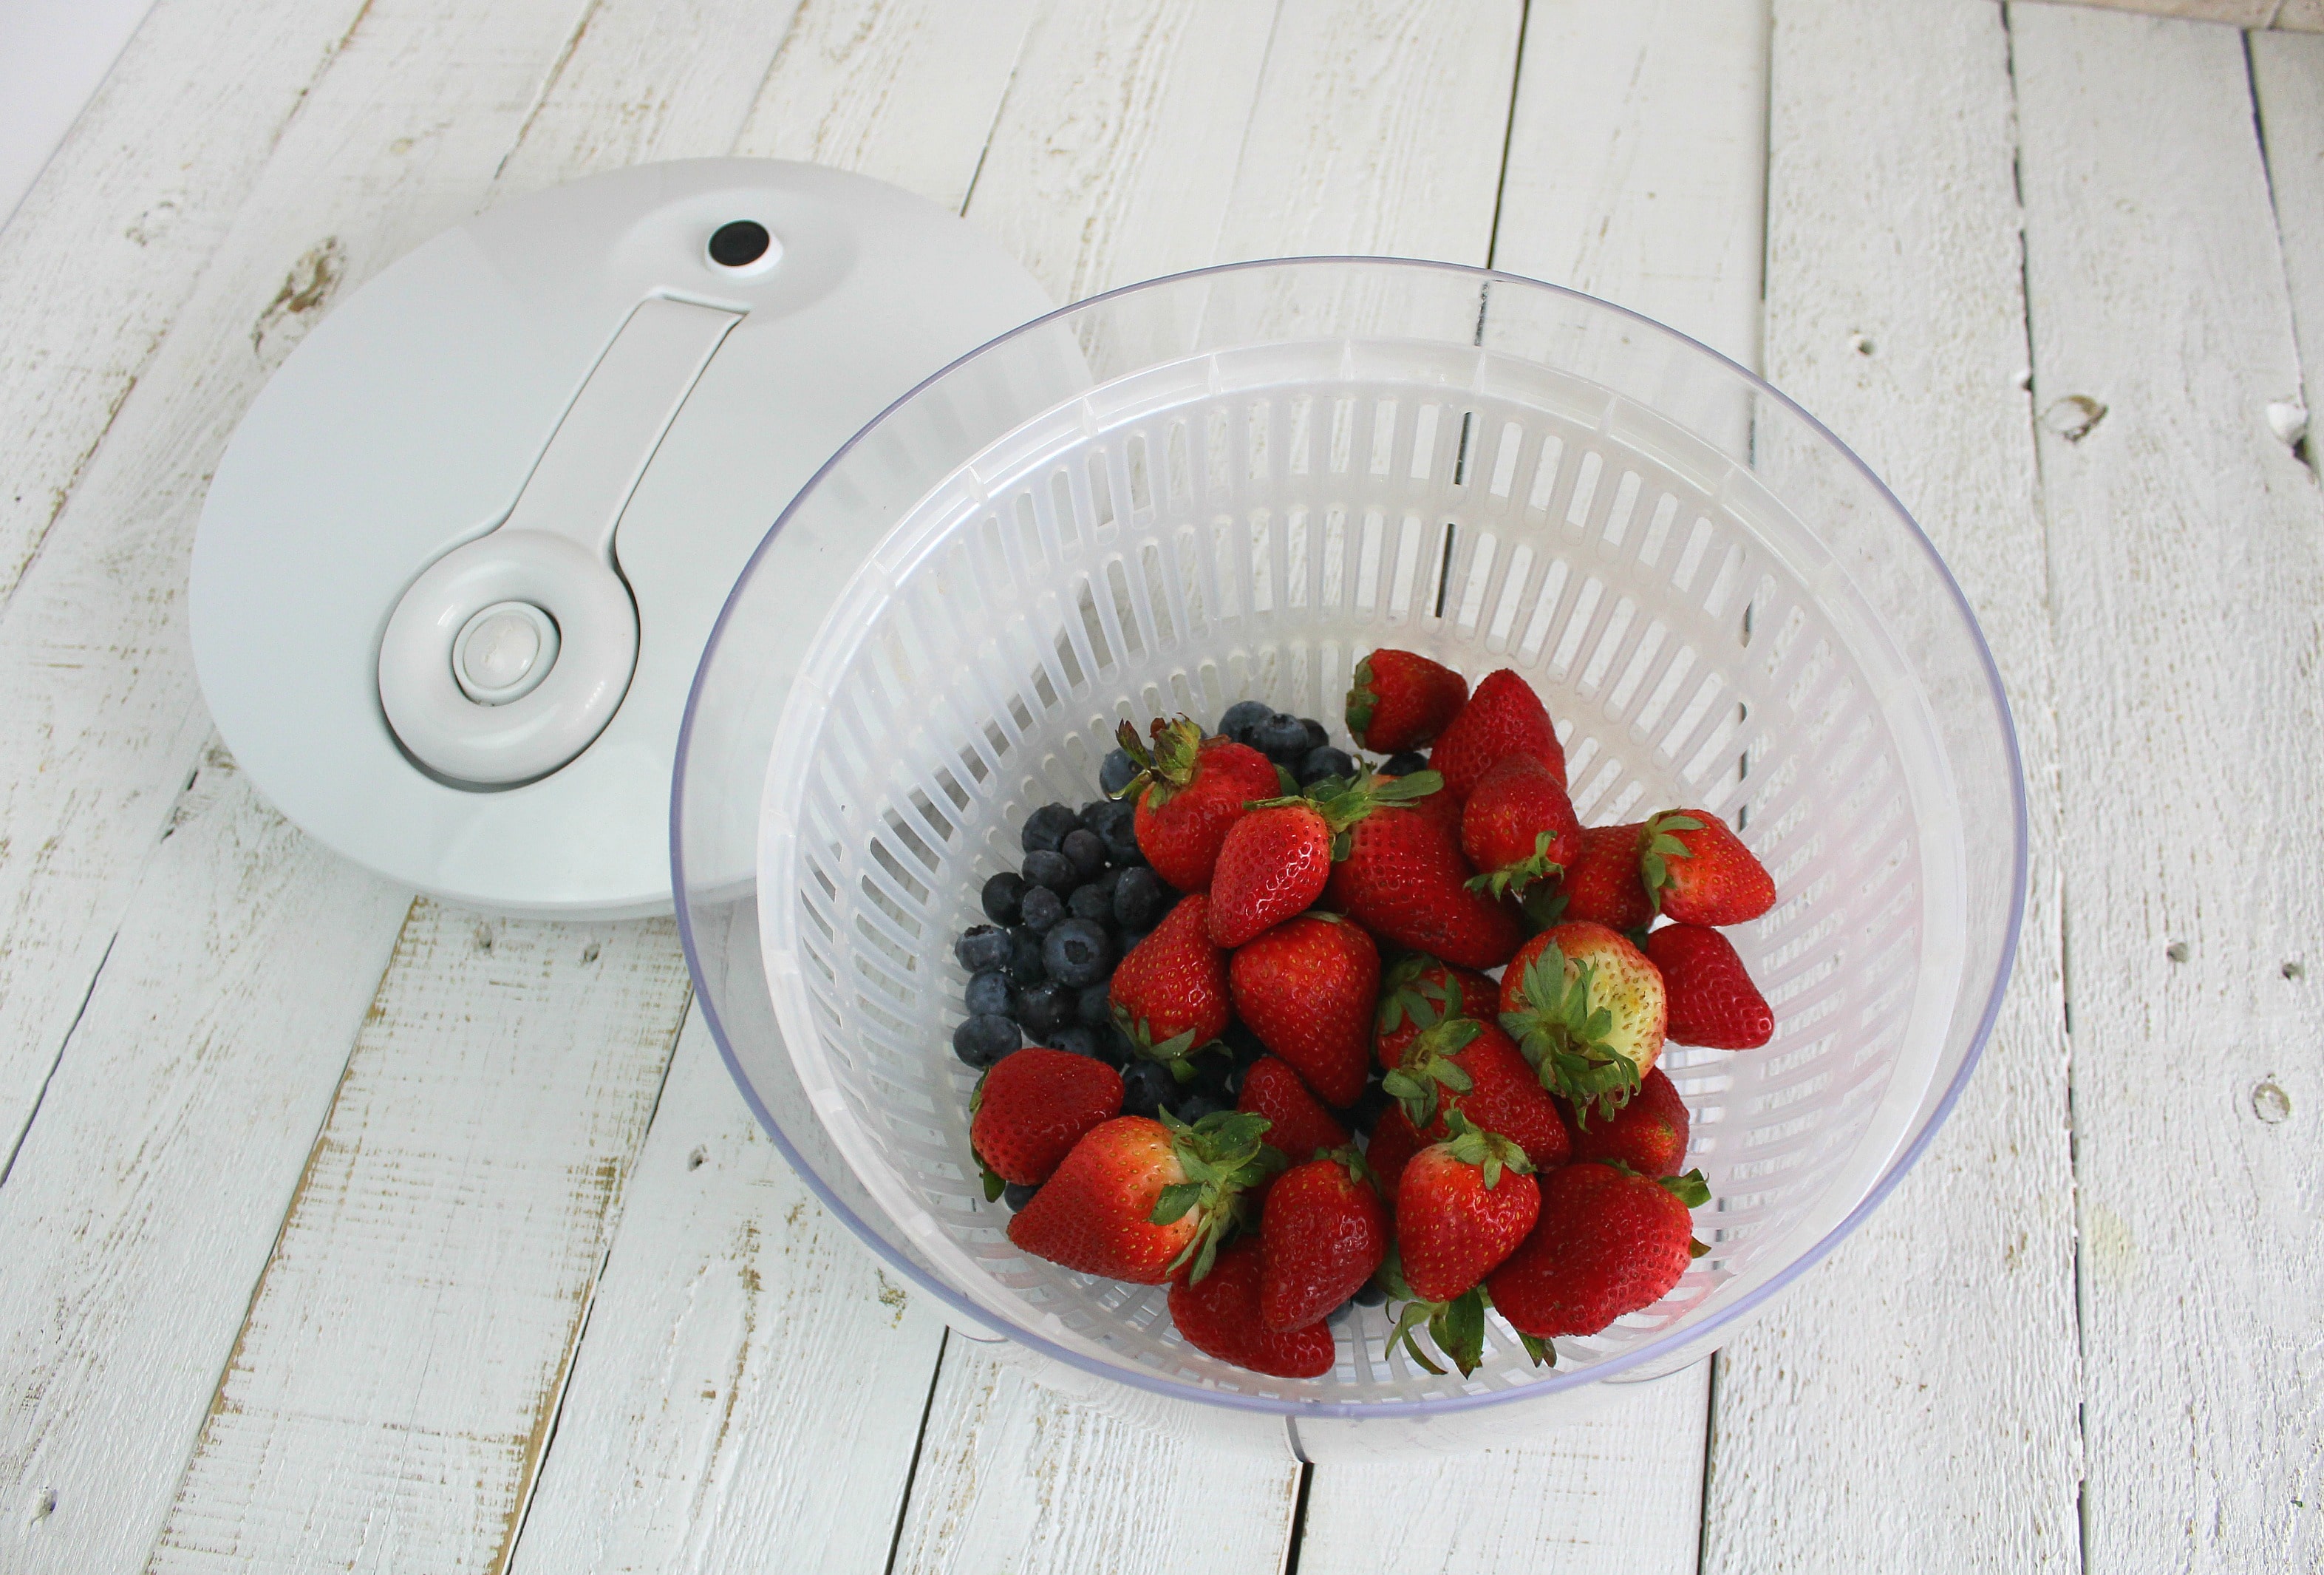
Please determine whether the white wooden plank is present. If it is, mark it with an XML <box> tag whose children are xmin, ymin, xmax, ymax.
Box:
<box><xmin>2252</xmin><ymin>29</ymin><xmax>2324</xmax><ymax>440</ymax></box>
<box><xmin>0</xmin><ymin>750</ymin><xmax>410</xmax><ymax>1575</ymax></box>
<box><xmin>0</xmin><ymin>0</ymin><xmax>368</xmax><ymax>606</ymax></box>
<box><xmin>1699</xmin><ymin>2</ymin><xmax>2085</xmax><ymax>1568</ymax></box>
<box><xmin>508</xmin><ymin>1015</ymin><xmax>950</xmax><ymax>1573</ymax></box>
<box><xmin>1295</xmin><ymin>9</ymin><xmax>1755</xmax><ymax>1570</ymax></box>
<box><xmin>2011</xmin><ymin>4</ymin><xmax>2324</xmax><ymax>1568</ymax></box>
<box><xmin>2020</xmin><ymin>0</ymin><xmax>2291</xmax><ymax>26</ymax></box>
<box><xmin>146</xmin><ymin>902</ymin><xmax>691</xmax><ymax>1574</ymax></box>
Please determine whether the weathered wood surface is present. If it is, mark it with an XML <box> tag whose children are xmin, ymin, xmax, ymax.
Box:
<box><xmin>2024</xmin><ymin>0</ymin><xmax>2324</xmax><ymax>28</ymax></box>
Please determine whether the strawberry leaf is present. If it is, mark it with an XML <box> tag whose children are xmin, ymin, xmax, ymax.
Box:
<box><xmin>1660</xmin><ymin>1168</ymin><xmax>1712</xmax><ymax>1209</ymax></box>
<box><xmin>1429</xmin><ymin>1287</ymin><xmax>1488</xmax><ymax>1378</ymax></box>
<box><xmin>1499</xmin><ymin>945</ymin><xmax>1642</xmax><ymax>1124</ymax></box>
<box><xmin>1517</xmin><ymin>1331</ymin><xmax>1556</xmax><ymax>1368</ymax></box>
<box><xmin>981</xmin><ymin>1160</ymin><xmax>1005</xmax><ymax>1202</ymax></box>
<box><xmin>1689</xmin><ymin>1237</ymin><xmax>1711</xmax><ymax>1259</ymax></box>
<box><xmin>1638</xmin><ymin>811</ymin><xmax>1705</xmax><ymax>909</ymax></box>
<box><xmin>1150</xmin><ymin>1181</ymin><xmax>1204</xmax><ymax>1225</ymax></box>
<box><xmin>1345</xmin><ymin>659</ymin><xmax>1378</xmax><ymax>743</ymax></box>
<box><xmin>1387</xmin><ymin>1299</ymin><xmax>1447</xmax><ymax>1375</ymax></box>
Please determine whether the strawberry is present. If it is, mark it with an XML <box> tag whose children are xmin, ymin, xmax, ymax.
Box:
<box><xmin>1345</xmin><ymin>649</ymin><xmax>1469</xmax><ymax>753</ymax></box>
<box><xmin>1548</xmin><ymin>823</ymin><xmax>1655</xmax><ymax>933</ymax></box>
<box><xmin>1007</xmin><ymin>1110</ymin><xmax>1278</xmax><ymax>1284</ymax></box>
<box><xmin>1259</xmin><ymin>1147</ymin><xmax>1388</xmax><ymax>1331</ymax></box>
<box><xmin>1373</xmin><ymin>952</ymin><xmax>1502</xmax><ymax>1071</ymax></box>
<box><xmin>1561</xmin><ymin>1064</ymin><xmax>1690</xmax><ymax>1176</ymax></box>
<box><xmin>970</xmin><ymin>1049</ymin><xmax>1124</xmax><ymax>1187</ymax></box>
<box><xmin>1638</xmin><ymin>808</ymin><xmax>1776</xmax><ymax>925</ymax></box>
<box><xmin>1209</xmin><ymin>772</ymin><xmax>1436</xmax><ymax>947</ymax></box>
<box><xmin>1394</xmin><ymin>1110</ymin><xmax>1540</xmax><ymax>1303</ymax></box>
<box><xmin>1324</xmin><ymin>780</ymin><xmax>1525</xmax><ymax>970</ymax></box>
<box><xmin>1168</xmin><ymin>1236</ymin><xmax>1337</xmax><ymax>1378</ymax></box>
<box><xmin>1229</xmin><ymin>913</ymin><xmax>1380</xmax><ymax>1107</ymax></box>
<box><xmin>1487</xmin><ymin>1163</ymin><xmax>1709</xmax><ymax>1338</ymax></box>
<box><xmin>1426</xmin><ymin>668</ymin><xmax>1566</xmax><ymax>798</ymax></box>
<box><xmin>1115</xmin><ymin>717</ymin><xmax>1282</xmax><ymax>893</ymax></box>
<box><xmin>1235</xmin><ymin>1055</ymin><xmax>1352</xmax><ymax>1194</ymax></box>
<box><xmin>1362</xmin><ymin>1103</ymin><xmax>1427</xmax><ymax>1204</ymax></box>
<box><xmin>1459</xmin><ymin>755</ymin><xmax>1582</xmax><ymax>900</ymax></box>
<box><xmin>1499</xmin><ymin>922</ymin><xmax>1668</xmax><ymax>1122</ymax></box>
<box><xmin>1646</xmin><ymin>923</ymin><xmax>1773</xmax><ymax>1049</ymax></box>
<box><xmin>1109</xmin><ymin>893</ymin><xmax>1230</xmax><ymax>1074</ymax></box>
<box><xmin>1382</xmin><ymin>1016</ymin><xmax>1572</xmax><ymax>1174</ymax></box>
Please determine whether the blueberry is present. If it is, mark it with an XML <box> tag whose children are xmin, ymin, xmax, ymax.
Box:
<box><xmin>980</xmin><ymin>871</ymin><xmax>1026</xmax><ymax>925</ymax></box>
<box><xmin>1003</xmin><ymin>926</ymin><xmax>1047</xmax><ymax>984</ymax></box>
<box><xmin>1191</xmin><ymin>1055</ymin><xmax>1234</xmax><ymax>1100</ymax></box>
<box><xmin>1346</xmin><ymin>1080</ymin><xmax>1391</xmax><ymax>1137</ymax></box>
<box><xmin>1077</xmin><ymin>982</ymin><xmax>1116</xmax><ymax>1028</ymax></box>
<box><xmin>1083</xmin><ymin>797</ymin><xmax>1134</xmax><ymax>841</ymax></box>
<box><xmin>1113</xmin><ymin>866</ymin><xmax>1167</xmax><ymax>930</ymax></box>
<box><xmin>1218</xmin><ymin>699</ymin><xmax>1274</xmax><ymax>742</ymax></box>
<box><xmin>1117</xmin><ymin>928</ymin><xmax>1150</xmax><ymax>956</ymax></box>
<box><xmin>1052</xmin><ymin>1024</ymin><xmax>1103</xmax><ymax>1060</ymax></box>
<box><xmin>1061</xmin><ymin>829</ymin><xmax>1106</xmax><ymax>880</ymax></box>
<box><xmin>1043</xmin><ymin>917</ymin><xmax>1115</xmax><ymax>988</ymax></box>
<box><xmin>1002</xmin><ymin>1180</ymin><xmax>1040</xmax><ymax>1211</ymax></box>
<box><xmin>1222</xmin><ymin>1060</ymin><xmax>1247</xmax><ymax>1100</ymax></box>
<box><xmin>1251</xmin><ymin>711</ymin><xmax>1311</xmax><ymax>763</ymax></box>
<box><xmin>1122</xmin><ymin>1060</ymin><xmax>1176</xmax><ymax>1118</ymax></box>
<box><xmin>1295</xmin><ymin>745</ymin><xmax>1356</xmax><ymax>787</ymax></box>
<box><xmin>1067</xmin><ymin>882</ymin><xmax>1112</xmax><ymax>925</ymax></box>
<box><xmin>1095</xmin><ymin>809</ymin><xmax>1143</xmax><ymax>867</ymax></box>
<box><xmin>1298</xmin><ymin>716</ymin><xmax>1329</xmax><ymax>752</ymax></box>
<box><xmin>1353</xmin><ymin>1278</ymin><xmax>1388</xmax><ymax>1307</ymax></box>
<box><xmin>1099</xmin><ymin>748</ymin><xmax>1140</xmax><ymax>795</ymax></box>
<box><xmin>965</xmin><ymin>970</ymin><xmax>1017</xmax><ymax>1018</ymax></box>
<box><xmin>1173</xmin><ymin>1091</ymin><xmax>1227</xmax><ymax>1123</ymax></box>
<box><xmin>1018</xmin><ymin>980</ymin><xmax>1076</xmax><ymax>1038</ymax></box>
<box><xmin>1379</xmin><ymin>750</ymin><xmax>1428</xmax><ymax>778</ymax></box>
<box><xmin>1021</xmin><ymin>803</ymin><xmax>1081</xmax><ymax>853</ymax></box>
<box><xmin>1020</xmin><ymin>885</ymin><xmax>1066</xmax><ymax>933</ymax></box>
<box><xmin>1221</xmin><ymin>1020</ymin><xmax>1268</xmax><ymax>1066</ymax></box>
<box><xmin>953</xmin><ymin>1013</ymin><xmax>1019</xmax><ymax>1068</ymax></box>
<box><xmin>954</xmin><ymin>924</ymin><xmax>1012</xmax><ymax>972</ymax></box>
<box><xmin>1026</xmin><ymin>848</ymin><xmax>1078</xmax><ymax>893</ymax></box>
<box><xmin>1097</xmin><ymin>1024</ymin><xmax>1136</xmax><ymax>1067</ymax></box>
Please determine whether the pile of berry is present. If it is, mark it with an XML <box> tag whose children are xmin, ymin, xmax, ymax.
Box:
<box><xmin>953</xmin><ymin>650</ymin><xmax>1779</xmax><ymax>1379</ymax></box>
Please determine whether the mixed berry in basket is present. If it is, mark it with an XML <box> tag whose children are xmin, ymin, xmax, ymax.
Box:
<box><xmin>950</xmin><ymin>651</ymin><xmax>1777</xmax><ymax>1379</ymax></box>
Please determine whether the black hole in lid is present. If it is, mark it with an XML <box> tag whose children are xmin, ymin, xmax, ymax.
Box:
<box><xmin>709</xmin><ymin>220</ymin><xmax>770</xmax><ymax>268</ymax></box>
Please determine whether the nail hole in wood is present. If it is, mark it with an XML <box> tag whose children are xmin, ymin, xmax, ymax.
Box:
<box><xmin>580</xmin><ymin>941</ymin><xmax>602</xmax><ymax>965</ymax></box>
<box><xmin>2252</xmin><ymin>1081</ymin><xmax>2291</xmax><ymax>1124</ymax></box>
<box><xmin>2286</xmin><ymin>959</ymin><xmax>2306</xmax><ymax>980</ymax></box>
<box><xmin>1848</xmin><ymin>333</ymin><xmax>1874</xmax><ymax>356</ymax></box>
<box><xmin>474</xmin><ymin>925</ymin><xmax>494</xmax><ymax>953</ymax></box>
<box><xmin>2165</xmin><ymin>940</ymin><xmax>2189</xmax><ymax>963</ymax></box>
<box><xmin>2040</xmin><ymin>395</ymin><xmax>2107</xmax><ymax>442</ymax></box>
<box><xmin>30</xmin><ymin>1486</ymin><xmax>55</xmax><ymax>1523</ymax></box>
<box><xmin>687</xmin><ymin>1146</ymin><xmax>707</xmax><ymax>1171</ymax></box>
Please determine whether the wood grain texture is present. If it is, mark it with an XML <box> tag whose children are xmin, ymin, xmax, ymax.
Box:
<box><xmin>2022</xmin><ymin>0</ymin><xmax>2322</xmax><ymax>27</ymax></box>
<box><xmin>2252</xmin><ymin>29</ymin><xmax>2324</xmax><ymax>438</ymax></box>
<box><xmin>147</xmin><ymin>904</ymin><xmax>692</xmax><ymax>1574</ymax></box>
<box><xmin>2013</xmin><ymin>3</ymin><xmax>2324</xmax><ymax>1568</ymax></box>
<box><xmin>0</xmin><ymin>0</ymin><xmax>370</xmax><ymax>608</ymax></box>
<box><xmin>505</xmin><ymin>1014</ymin><xmax>949</xmax><ymax>1573</ymax></box>
<box><xmin>0</xmin><ymin>750</ymin><xmax>409</xmax><ymax>1575</ymax></box>
<box><xmin>1700</xmin><ymin>2</ymin><xmax>2085</xmax><ymax>1568</ymax></box>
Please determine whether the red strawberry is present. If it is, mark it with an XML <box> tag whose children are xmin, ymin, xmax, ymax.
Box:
<box><xmin>1168</xmin><ymin>1236</ymin><xmax>1337</xmax><ymax>1378</ymax></box>
<box><xmin>1110</xmin><ymin>893</ymin><xmax>1230</xmax><ymax>1073</ymax></box>
<box><xmin>1324</xmin><ymin>780</ymin><xmax>1524</xmax><ymax>970</ymax></box>
<box><xmin>1426</xmin><ymin>668</ymin><xmax>1566</xmax><ymax>798</ymax></box>
<box><xmin>1117</xmin><ymin>717</ymin><xmax>1282</xmax><ymax>893</ymax></box>
<box><xmin>1499</xmin><ymin>922</ymin><xmax>1667</xmax><ymax>1122</ymax></box>
<box><xmin>1259</xmin><ymin>1147</ymin><xmax>1388</xmax><ymax>1331</ymax></box>
<box><xmin>1561</xmin><ymin>1064</ymin><xmax>1689</xmax><ymax>1176</ymax></box>
<box><xmin>1373</xmin><ymin>952</ymin><xmax>1501</xmax><ymax>1071</ymax></box>
<box><xmin>1346</xmin><ymin>649</ymin><xmax>1469</xmax><ymax>753</ymax></box>
<box><xmin>1236</xmin><ymin>1055</ymin><xmax>1352</xmax><ymax>1193</ymax></box>
<box><xmin>1209</xmin><ymin>771</ymin><xmax>1434</xmax><ymax>947</ymax></box>
<box><xmin>1550</xmin><ymin>823</ymin><xmax>1655</xmax><ymax>932</ymax></box>
<box><xmin>1394</xmin><ymin>1111</ymin><xmax>1540</xmax><ymax>1302</ymax></box>
<box><xmin>1007</xmin><ymin>1110</ymin><xmax>1276</xmax><ymax>1284</ymax></box>
<box><xmin>1362</xmin><ymin>1103</ymin><xmax>1428</xmax><ymax>1204</ymax></box>
<box><xmin>1229</xmin><ymin>913</ymin><xmax>1380</xmax><ymax>1107</ymax></box>
<box><xmin>1646</xmin><ymin>923</ymin><xmax>1773</xmax><ymax>1049</ymax></box>
<box><xmin>1487</xmin><ymin>1163</ymin><xmax>1708</xmax><ymax>1338</ymax></box>
<box><xmin>1382</xmin><ymin>1016</ymin><xmax>1571</xmax><ymax>1174</ymax></box>
<box><xmin>970</xmin><ymin>1049</ymin><xmax>1124</xmax><ymax>1186</ymax></box>
<box><xmin>1459</xmin><ymin>755</ymin><xmax>1582</xmax><ymax>900</ymax></box>
<box><xmin>1638</xmin><ymin>809</ymin><xmax>1776</xmax><ymax>925</ymax></box>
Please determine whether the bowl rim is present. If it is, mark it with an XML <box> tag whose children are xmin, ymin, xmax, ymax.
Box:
<box><xmin>672</xmin><ymin>254</ymin><xmax>2029</xmax><ymax>1418</ymax></box>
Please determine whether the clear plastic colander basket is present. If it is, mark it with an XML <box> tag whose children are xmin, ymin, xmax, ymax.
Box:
<box><xmin>673</xmin><ymin>258</ymin><xmax>2023</xmax><ymax>1435</ymax></box>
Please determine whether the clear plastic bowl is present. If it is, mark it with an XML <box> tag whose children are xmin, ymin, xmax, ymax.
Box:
<box><xmin>672</xmin><ymin>258</ymin><xmax>2023</xmax><ymax>1446</ymax></box>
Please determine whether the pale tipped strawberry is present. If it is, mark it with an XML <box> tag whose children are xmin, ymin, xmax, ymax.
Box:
<box><xmin>1259</xmin><ymin>1147</ymin><xmax>1388</xmax><ymax>1332</ymax></box>
<box><xmin>1426</xmin><ymin>668</ymin><xmax>1566</xmax><ymax>799</ymax></box>
<box><xmin>1394</xmin><ymin>1109</ymin><xmax>1541</xmax><ymax>1304</ymax></box>
<box><xmin>1547</xmin><ymin>823</ymin><xmax>1655</xmax><ymax>933</ymax></box>
<box><xmin>1229</xmin><ymin>913</ymin><xmax>1380</xmax><ymax>1107</ymax></box>
<box><xmin>1168</xmin><ymin>1236</ymin><xmax>1338</xmax><ymax>1378</ymax></box>
<box><xmin>1561</xmin><ymin>1064</ymin><xmax>1690</xmax><ymax>1177</ymax></box>
<box><xmin>1323</xmin><ymin>778</ymin><xmax>1525</xmax><ymax>971</ymax></box>
<box><xmin>1374</xmin><ymin>953</ymin><xmax>1501</xmax><ymax>1071</ymax></box>
<box><xmin>1638</xmin><ymin>808</ymin><xmax>1776</xmax><ymax>925</ymax></box>
<box><xmin>1007</xmin><ymin>1109</ymin><xmax>1279</xmax><ymax>1285</ymax></box>
<box><xmin>1382</xmin><ymin>1016</ymin><xmax>1572</xmax><ymax>1173</ymax></box>
<box><xmin>970</xmin><ymin>1049</ymin><xmax>1124</xmax><ymax>1188</ymax></box>
<box><xmin>1209</xmin><ymin>771</ymin><xmax>1437</xmax><ymax>947</ymax></box>
<box><xmin>1236</xmin><ymin>1055</ymin><xmax>1352</xmax><ymax>1197</ymax></box>
<box><xmin>1486</xmin><ymin>1162</ymin><xmax>1709</xmax><ymax>1339</ymax></box>
<box><xmin>1110</xmin><ymin>893</ymin><xmax>1230</xmax><ymax>1077</ymax></box>
<box><xmin>1646</xmin><ymin>923</ymin><xmax>1773</xmax><ymax>1049</ymax></box>
<box><xmin>1459</xmin><ymin>755</ymin><xmax>1582</xmax><ymax>900</ymax></box>
<box><xmin>1114</xmin><ymin>716</ymin><xmax>1282</xmax><ymax>893</ymax></box>
<box><xmin>1498</xmin><ymin>922</ymin><xmax>1667</xmax><ymax>1123</ymax></box>
<box><xmin>1346</xmin><ymin>649</ymin><xmax>1469</xmax><ymax>753</ymax></box>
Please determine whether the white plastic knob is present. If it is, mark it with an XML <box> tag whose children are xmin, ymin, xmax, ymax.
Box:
<box><xmin>454</xmin><ymin>601</ymin><xmax>559</xmax><ymax>704</ymax></box>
